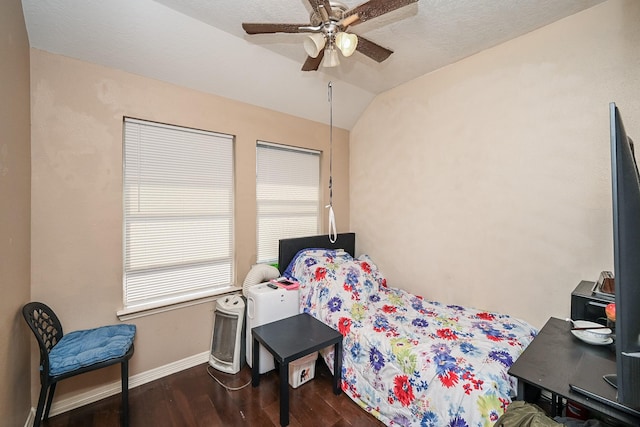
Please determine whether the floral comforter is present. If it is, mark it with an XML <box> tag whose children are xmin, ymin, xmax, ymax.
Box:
<box><xmin>286</xmin><ymin>249</ymin><xmax>538</xmax><ymax>427</ymax></box>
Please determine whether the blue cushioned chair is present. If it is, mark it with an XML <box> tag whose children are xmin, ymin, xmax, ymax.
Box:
<box><xmin>22</xmin><ymin>302</ymin><xmax>136</xmax><ymax>427</ymax></box>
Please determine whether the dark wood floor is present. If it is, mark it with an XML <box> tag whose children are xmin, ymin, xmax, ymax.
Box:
<box><xmin>45</xmin><ymin>360</ymin><xmax>385</xmax><ymax>427</ymax></box>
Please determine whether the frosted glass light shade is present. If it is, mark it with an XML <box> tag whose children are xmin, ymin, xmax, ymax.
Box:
<box><xmin>335</xmin><ymin>32</ymin><xmax>358</xmax><ymax>57</ymax></box>
<box><xmin>303</xmin><ymin>33</ymin><xmax>326</xmax><ymax>58</ymax></box>
<box><xmin>322</xmin><ymin>47</ymin><xmax>340</xmax><ymax>67</ymax></box>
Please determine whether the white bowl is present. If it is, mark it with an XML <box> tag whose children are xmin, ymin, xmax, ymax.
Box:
<box><xmin>571</xmin><ymin>320</ymin><xmax>612</xmax><ymax>345</ymax></box>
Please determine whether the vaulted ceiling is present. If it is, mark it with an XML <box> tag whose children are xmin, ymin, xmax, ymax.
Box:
<box><xmin>21</xmin><ymin>0</ymin><xmax>605</xmax><ymax>129</ymax></box>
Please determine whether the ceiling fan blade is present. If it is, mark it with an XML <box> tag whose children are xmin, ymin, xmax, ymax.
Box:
<box><xmin>242</xmin><ymin>23</ymin><xmax>308</xmax><ymax>34</ymax></box>
<box><xmin>307</xmin><ymin>0</ymin><xmax>334</xmax><ymax>18</ymax></box>
<box><xmin>355</xmin><ymin>35</ymin><xmax>393</xmax><ymax>62</ymax></box>
<box><xmin>307</xmin><ymin>0</ymin><xmax>320</xmax><ymax>13</ymax></box>
<box><xmin>344</xmin><ymin>0</ymin><xmax>418</xmax><ymax>25</ymax></box>
<box><xmin>319</xmin><ymin>0</ymin><xmax>334</xmax><ymax>19</ymax></box>
<box><xmin>302</xmin><ymin>50</ymin><xmax>324</xmax><ymax>71</ymax></box>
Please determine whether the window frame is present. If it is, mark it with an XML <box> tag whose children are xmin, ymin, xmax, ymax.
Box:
<box><xmin>256</xmin><ymin>141</ymin><xmax>321</xmax><ymax>265</ymax></box>
<box><xmin>119</xmin><ymin>117</ymin><xmax>236</xmax><ymax>318</ymax></box>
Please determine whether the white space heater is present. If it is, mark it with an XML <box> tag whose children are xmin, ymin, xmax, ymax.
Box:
<box><xmin>209</xmin><ymin>295</ymin><xmax>245</xmax><ymax>374</ymax></box>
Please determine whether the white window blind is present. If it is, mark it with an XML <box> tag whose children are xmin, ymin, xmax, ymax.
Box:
<box><xmin>123</xmin><ymin>118</ymin><xmax>234</xmax><ymax>311</ymax></box>
<box><xmin>256</xmin><ymin>142</ymin><xmax>320</xmax><ymax>264</ymax></box>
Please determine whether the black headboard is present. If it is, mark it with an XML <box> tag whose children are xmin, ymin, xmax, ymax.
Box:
<box><xmin>278</xmin><ymin>233</ymin><xmax>356</xmax><ymax>274</ymax></box>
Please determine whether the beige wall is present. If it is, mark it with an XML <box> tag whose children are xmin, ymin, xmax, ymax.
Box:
<box><xmin>0</xmin><ymin>0</ymin><xmax>32</xmax><ymax>424</ymax></box>
<box><xmin>30</xmin><ymin>49</ymin><xmax>349</xmax><ymax>403</ymax></box>
<box><xmin>350</xmin><ymin>0</ymin><xmax>640</xmax><ymax>329</ymax></box>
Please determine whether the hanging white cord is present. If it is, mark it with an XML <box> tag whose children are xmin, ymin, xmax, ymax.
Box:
<box><xmin>326</xmin><ymin>81</ymin><xmax>337</xmax><ymax>243</ymax></box>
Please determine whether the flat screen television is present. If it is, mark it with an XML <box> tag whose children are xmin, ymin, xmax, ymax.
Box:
<box><xmin>608</xmin><ymin>102</ymin><xmax>640</xmax><ymax>409</ymax></box>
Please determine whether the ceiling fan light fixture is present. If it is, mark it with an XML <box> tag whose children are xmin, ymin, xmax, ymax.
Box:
<box><xmin>242</xmin><ymin>0</ymin><xmax>415</xmax><ymax>71</ymax></box>
<box><xmin>335</xmin><ymin>32</ymin><xmax>358</xmax><ymax>57</ymax></box>
<box><xmin>322</xmin><ymin>46</ymin><xmax>340</xmax><ymax>68</ymax></box>
<box><xmin>303</xmin><ymin>33</ymin><xmax>326</xmax><ymax>58</ymax></box>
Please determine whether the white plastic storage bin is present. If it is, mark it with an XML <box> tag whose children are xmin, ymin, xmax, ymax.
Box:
<box><xmin>288</xmin><ymin>352</ymin><xmax>318</xmax><ymax>388</ymax></box>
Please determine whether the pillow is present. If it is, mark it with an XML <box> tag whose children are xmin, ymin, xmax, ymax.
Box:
<box><xmin>296</xmin><ymin>250</ymin><xmax>384</xmax><ymax>299</ymax></box>
<box><xmin>296</xmin><ymin>252</ymin><xmax>386</xmax><ymax>317</ymax></box>
<box><xmin>283</xmin><ymin>248</ymin><xmax>349</xmax><ymax>281</ymax></box>
<box><xmin>48</xmin><ymin>324</ymin><xmax>136</xmax><ymax>376</ymax></box>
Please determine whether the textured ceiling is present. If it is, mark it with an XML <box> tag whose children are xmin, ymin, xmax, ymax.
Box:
<box><xmin>21</xmin><ymin>0</ymin><xmax>605</xmax><ymax>129</ymax></box>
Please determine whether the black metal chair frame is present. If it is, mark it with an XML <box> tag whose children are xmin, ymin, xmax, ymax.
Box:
<box><xmin>22</xmin><ymin>302</ymin><xmax>134</xmax><ymax>427</ymax></box>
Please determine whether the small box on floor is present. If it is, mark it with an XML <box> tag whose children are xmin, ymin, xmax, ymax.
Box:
<box><xmin>289</xmin><ymin>352</ymin><xmax>317</xmax><ymax>388</ymax></box>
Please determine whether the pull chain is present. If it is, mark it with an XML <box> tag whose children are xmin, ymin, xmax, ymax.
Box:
<box><xmin>326</xmin><ymin>81</ymin><xmax>337</xmax><ymax>243</ymax></box>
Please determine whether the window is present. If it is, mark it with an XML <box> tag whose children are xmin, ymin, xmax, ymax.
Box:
<box><xmin>256</xmin><ymin>142</ymin><xmax>320</xmax><ymax>264</ymax></box>
<box><xmin>123</xmin><ymin>118</ymin><xmax>234</xmax><ymax>313</ymax></box>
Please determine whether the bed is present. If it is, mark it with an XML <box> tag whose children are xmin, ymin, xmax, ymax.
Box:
<box><xmin>278</xmin><ymin>233</ymin><xmax>538</xmax><ymax>427</ymax></box>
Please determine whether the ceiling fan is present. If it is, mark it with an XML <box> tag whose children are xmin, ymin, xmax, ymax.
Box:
<box><xmin>242</xmin><ymin>0</ymin><xmax>418</xmax><ymax>71</ymax></box>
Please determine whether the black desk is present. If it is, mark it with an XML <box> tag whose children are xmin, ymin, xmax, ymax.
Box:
<box><xmin>508</xmin><ymin>317</ymin><xmax>640</xmax><ymax>425</ymax></box>
<box><xmin>251</xmin><ymin>313</ymin><xmax>343</xmax><ymax>426</ymax></box>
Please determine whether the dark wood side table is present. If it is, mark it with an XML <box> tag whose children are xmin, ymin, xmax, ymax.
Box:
<box><xmin>508</xmin><ymin>317</ymin><xmax>640</xmax><ymax>425</ymax></box>
<box><xmin>251</xmin><ymin>313</ymin><xmax>343</xmax><ymax>427</ymax></box>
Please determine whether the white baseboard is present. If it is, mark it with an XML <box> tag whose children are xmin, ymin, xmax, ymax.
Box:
<box><xmin>24</xmin><ymin>407</ymin><xmax>35</xmax><ymax>427</ymax></box>
<box><xmin>40</xmin><ymin>351</ymin><xmax>209</xmax><ymax>418</ymax></box>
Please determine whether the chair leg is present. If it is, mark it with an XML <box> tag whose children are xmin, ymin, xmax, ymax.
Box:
<box><xmin>33</xmin><ymin>382</ymin><xmax>49</xmax><ymax>427</ymax></box>
<box><xmin>121</xmin><ymin>360</ymin><xmax>129</xmax><ymax>427</ymax></box>
<box><xmin>43</xmin><ymin>382</ymin><xmax>57</xmax><ymax>421</ymax></box>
